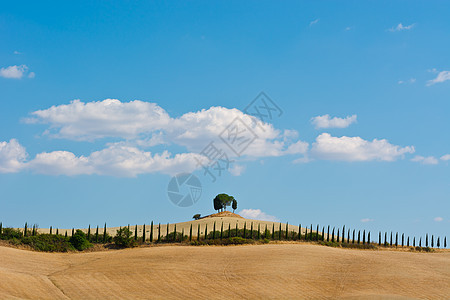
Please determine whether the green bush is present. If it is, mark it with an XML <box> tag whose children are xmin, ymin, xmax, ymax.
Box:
<box><xmin>113</xmin><ymin>227</ymin><xmax>136</xmax><ymax>248</ymax></box>
<box><xmin>0</xmin><ymin>227</ymin><xmax>23</xmax><ymax>240</ymax></box>
<box><xmin>69</xmin><ymin>230</ymin><xmax>92</xmax><ymax>251</ymax></box>
<box><xmin>22</xmin><ymin>234</ymin><xmax>74</xmax><ymax>252</ymax></box>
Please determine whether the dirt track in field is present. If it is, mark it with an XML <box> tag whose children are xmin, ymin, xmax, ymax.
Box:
<box><xmin>0</xmin><ymin>243</ymin><xmax>449</xmax><ymax>299</ymax></box>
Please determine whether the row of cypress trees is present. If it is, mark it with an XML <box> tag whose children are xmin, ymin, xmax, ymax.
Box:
<box><xmin>0</xmin><ymin>221</ymin><xmax>447</xmax><ymax>248</ymax></box>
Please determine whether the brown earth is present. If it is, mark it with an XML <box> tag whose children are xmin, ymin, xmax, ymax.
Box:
<box><xmin>0</xmin><ymin>243</ymin><xmax>449</xmax><ymax>299</ymax></box>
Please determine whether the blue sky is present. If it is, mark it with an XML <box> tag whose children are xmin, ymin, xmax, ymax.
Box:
<box><xmin>0</xmin><ymin>1</ymin><xmax>449</xmax><ymax>241</ymax></box>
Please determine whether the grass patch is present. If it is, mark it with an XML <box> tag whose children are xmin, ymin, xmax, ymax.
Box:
<box><xmin>21</xmin><ymin>234</ymin><xmax>75</xmax><ymax>252</ymax></box>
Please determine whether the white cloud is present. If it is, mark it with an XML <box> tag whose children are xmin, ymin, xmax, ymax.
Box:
<box><xmin>434</xmin><ymin>217</ymin><xmax>443</xmax><ymax>222</ymax></box>
<box><xmin>0</xmin><ymin>139</ymin><xmax>27</xmax><ymax>173</ymax></box>
<box><xmin>311</xmin><ymin>114</ymin><xmax>357</xmax><ymax>129</ymax></box>
<box><xmin>27</xmin><ymin>145</ymin><xmax>205</xmax><ymax>177</ymax></box>
<box><xmin>427</xmin><ymin>71</ymin><xmax>450</xmax><ymax>86</ymax></box>
<box><xmin>360</xmin><ymin>218</ymin><xmax>374</xmax><ymax>223</ymax></box>
<box><xmin>398</xmin><ymin>78</ymin><xmax>416</xmax><ymax>84</ymax></box>
<box><xmin>310</xmin><ymin>19</ymin><xmax>320</xmax><ymax>26</ymax></box>
<box><xmin>311</xmin><ymin>133</ymin><xmax>414</xmax><ymax>162</ymax></box>
<box><xmin>28</xmin><ymin>72</ymin><xmax>35</xmax><ymax>79</ymax></box>
<box><xmin>25</xmin><ymin>99</ymin><xmax>308</xmax><ymax>159</ymax></box>
<box><xmin>388</xmin><ymin>23</ymin><xmax>415</xmax><ymax>32</ymax></box>
<box><xmin>13</xmin><ymin>51</ymin><xmax>21</xmax><ymax>55</ymax></box>
<box><xmin>345</xmin><ymin>26</ymin><xmax>352</xmax><ymax>31</ymax></box>
<box><xmin>229</xmin><ymin>164</ymin><xmax>245</xmax><ymax>176</ymax></box>
<box><xmin>441</xmin><ymin>154</ymin><xmax>450</xmax><ymax>161</ymax></box>
<box><xmin>411</xmin><ymin>155</ymin><xmax>439</xmax><ymax>165</ymax></box>
<box><xmin>239</xmin><ymin>209</ymin><xmax>280</xmax><ymax>222</ymax></box>
<box><xmin>0</xmin><ymin>65</ymin><xmax>30</xmax><ymax>79</ymax></box>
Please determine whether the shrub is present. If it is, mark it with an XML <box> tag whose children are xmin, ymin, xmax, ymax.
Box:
<box><xmin>0</xmin><ymin>227</ymin><xmax>23</xmax><ymax>240</ymax></box>
<box><xmin>113</xmin><ymin>227</ymin><xmax>136</xmax><ymax>248</ymax></box>
<box><xmin>22</xmin><ymin>234</ymin><xmax>74</xmax><ymax>252</ymax></box>
<box><xmin>69</xmin><ymin>230</ymin><xmax>92</xmax><ymax>251</ymax></box>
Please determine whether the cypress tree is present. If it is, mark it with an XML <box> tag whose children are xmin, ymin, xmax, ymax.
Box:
<box><xmin>198</xmin><ymin>224</ymin><xmax>201</xmax><ymax>241</ymax></box>
<box><xmin>220</xmin><ymin>222</ymin><xmax>223</xmax><ymax>240</ymax></box>
<box><xmin>379</xmin><ymin>232</ymin><xmax>381</xmax><ymax>246</ymax></box>
<box><xmin>32</xmin><ymin>224</ymin><xmax>36</xmax><ymax>236</ymax></box>
<box><xmin>437</xmin><ymin>237</ymin><xmax>440</xmax><ymax>248</ymax></box>
<box><xmin>265</xmin><ymin>224</ymin><xmax>268</xmax><ymax>239</ymax></box>
<box><xmin>128</xmin><ymin>224</ymin><xmax>130</xmax><ymax>233</ymax></box>
<box><xmin>431</xmin><ymin>235</ymin><xmax>434</xmax><ymax>248</ymax></box>
<box><xmin>252</xmin><ymin>222</ymin><xmax>254</xmax><ymax>239</ymax></box>
<box><xmin>150</xmin><ymin>221</ymin><xmax>153</xmax><ymax>243</ymax></box>
<box><xmin>426</xmin><ymin>234</ymin><xmax>428</xmax><ymax>247</ymax></box>
<box><xmin>257</xmin><ymin>224</ymin><xmax>260</xmax><ymax>239</ymax></box>
<box><xmin>298</xmin><ymin>224</ymin><xmax>301</xmax><ymax>240</ymax></box>
<box><xmin>384</xmin><ymin>232</ymin><xmax>387</xmax><ymax>246</ymax></box>
<box><xmin>213</xmin><ymin>222</ymin><xmax>216</xmax><ymax>239</ymax></box>
<box><xmin>419</xmin><ymin>237</ymin><xmax>422</xmax><ymax>247</ymax></box>
<box><xmin>244</xmin><ymin>222</ymin><xmax>247</xmax><ymax>239</ymax></box>
<box><xmin>0</xmin><ymin>222</ymin><xmax>2</xmax><ymax>236</ymax></box>
<box><xmin>272</xmin><ymin>223</ymin><xmax>275</xmax><ymax>240</ymax></box>
<box><xmin>135</xmin><ymin>225</ymin><xmax>138</xmax><ymax>240</ymax></box>
<box><xmin>103</xmin><ymin>223</ymin><xmax>107</xmax><ymax>243</ymax></box>
<box><xmin>327</xmin><ymin>226</ymin><xmax>330</xmax><ymax>242</ymax></box>
<box><xmin>342</xmin><ymin>226</ymin><xmax>345</xmax><ymax>243</ymax></box>
<box><xmin>368</xmin><ymin>232</ymin><xmax>371</xmax><ymax>244</ymax></box>
<box><xmin>87</xmin><ymin>225</ymin><xmax>91</xmax><ymax>240</ymax></box>
<box><xmin>205</xmin><ymin>224</ymin><xmax>208</xmax><ymax>240</ymax></box>
<box><xmin>24</xmin><ymin>222</ymin><xmax>28</xmax><ymax>237</ymax></box>
<box><xmin>65</xmin><ymin>231</ymin><xmax>67</xmax><ymax>238</ymax></box>
<box><xmin>158</xmin><ymin>223</ymin><xmax>161</xmax><ymax>242</ymax></box>
<box><xmin>189</xmin><ymin>224</ymin><xmax>193</xmax><ymax>241</ymax></box>
<box><xmin>413</xmin><ymin>237</ymin><xmax>415</xmax><ymax>247</ymax></box>
<box><xmin>390</xmin><ymin>232</ymin><xmax>393</xmax><ymax>246</ymax></box>
<box><xmin>331</xmin><ymin>227</ymin><xmax>335</xmax><ymax>243</ymax></box>
<box><xmin>173</xmin><ymin>224</ymin><xmax>177</xmax><ymax>242</ymax></box>
<box><xmin>305</xmin><ymin>227</ymin><xmax>308</xmax><ymax>240</ymax></box>
<box><xmin>278</xmin><ymin>223</ymin><xmax>281</xmax><ymax>240</ymax></box>
<box><xmin>357</xmin><ymin>230</ymin><xmax>360</xmax><ymax>244</ymax></box>
<box><xmin>445</xmin><ymin>237</ymin><xmax>447</xmax><ymax>248</ymax></box>
<box><xmin>181</xmin><ymin>228</ymin><xmax>184</xmax><ymax>242</ymax></box>
<box><xmin>310</xmin><ymin>224</ymin><xmax>313</xmax><ymax>240</ymax></box>
<box><xmin>337</xmin><ymin>229</ymin><xmax>340</xmax><ymax>243</ymax></box>
<box><xmin>353</xmin><ymin>230</ymin><xmax>356</xmax><ymax>244</ymax></box>
<box><xmin>72</xmin><ymin>228</ymin><xmax>75</xmax><ymax>237</ymax></box>
<box><xmin>95</xmin><ymin>226</ymin><xmax>99</xmax><ymax>243</ymax></box>
<box><xmin>166</xmin><ymin>223</ymin><xmax>169</xmax><ymax>242</ymax></box>
<box><xmin>285</xmin><ymin>223</ymin><xmax>288</xmax><ymax>240</ymax></box>
<box><xmin>143</xmin><ymin>224</ymin><xmax>146</xmax><ymax>243</ymax></box>
<box><xmin>50</xmin><ymin>226</ymin><xmax>52</xmax><ymax>235</ymax></box>
<box><xmin>402</xmin><ymin>233</ymin><xmax>404</xmax><ymax>247</ymax></box>
<box><xmin>322</xmin><ymin>227</ymin><xmax>325</xmax><ymax>242</ymax></box>
<box><xmin>56</xmin><ymin>228</ymin><xmax>59</xmax><ymax>235</ymax></box>
<box><xmin>362</xmin><ymin>230</ymin><xmax>365</xmax><ymax>244</ymax></box>
<box><xmin>236</xmin><ymin>223</ymin><xmax>239</xmax><ymax>238</ymax></box>
<box><xmin>316</xmin><ymin>225</ymin><xmax>319</xmax><ymax>241</ymax></box>
<box><xmin>407</xmin><ymin>236</ymin><xmax>410</xmax><ymax>247</ymax></box>
<box><xmin>228</xmin><ymin>223</ymin><xmax>231</xmax><ymax>238</ymax></box>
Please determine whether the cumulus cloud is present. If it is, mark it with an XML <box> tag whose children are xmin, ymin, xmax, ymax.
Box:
<box><xmin>441</xmin><ymin>154</ymin><xmax>450</xmax><ymax>161</ymax></box>
<box><xmin>0</xmin><ymin>139</ymin><xmax>28</xmax><ymax>173</ymax></box>
<box><xmin>427</xmin><ymin>71</ymin><xmax>450</xmax><ymax>86</ymax></box>
<box><xmin>229</xmin><ymin>164</ymin><xmax>245</xmax><ymax>176</ymax></box>
<box><xmin>25</xmin><ymin>99</ymin><xmax>308</xmax><ymax>159</ymax></box>
<box><xmin>311</xmin><ymin>133</ymin><xmax>414</xmax><ymax>162</ymax></box>
<box><xmin>311</xmin><ymin>114</ymin><xmax>357</xmax><ymax>129</ymax></box>
<box><xmin>239</xmin><ymin>209</ymin><xmax>280</xmax><ymax>222</ymax></box>
<box><xmin>310</xmin><ymin>19</ymin><xmax>319</xmax><ymax>26</ymax></box>
<box><xmin>434</xmin><ymin>217</ymin><xmax>443</xmax><ymax>222</ymax></box>
<box><xmin>360</xmin><ymin>218</ymin><xmax>374</xmax><ymax>223</ymax></box>
<box><xmin>388</xmin><ymin>23</ymin><xmax>415</xmax><ymax>32</ymax></box>
<box><xmin>411</xmin><ymin>155</ymin><xmax>439</xmax><ymax>165</ymax></box>
<box><xmin>398</xmin><ymin>78</ymin><xmax>416</xmax><ymax>85</ymax></box>
<box><xmin>0</xmin><ymin>65</ymin><xmax>31</xmax><ymax>79</ymax></box>
<box><xmin>27</xmin><ymin>145</ymin><xmax>205</xmax><ymax>177</ymax></box>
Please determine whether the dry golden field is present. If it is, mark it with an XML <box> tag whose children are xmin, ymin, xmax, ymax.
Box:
<box><xmin>1</xmin><ymin>241</ymin><xmax>449</xmax><ymax>299</ymax></box>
